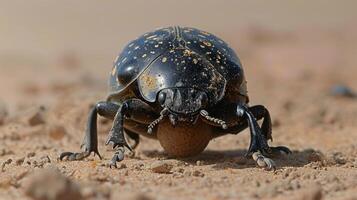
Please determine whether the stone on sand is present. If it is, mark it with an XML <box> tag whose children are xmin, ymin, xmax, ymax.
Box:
<box><xmin>24</xmin><ymin>168</ymin><xmax>83</xmax><ymax>200</ymax></box>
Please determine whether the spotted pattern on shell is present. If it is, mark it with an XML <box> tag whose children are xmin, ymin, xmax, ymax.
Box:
<box><xmin>108</xmin><ymin>26</ymin><xmax>244</xmax><ymax>102</ymax></box>
<box><xmin>109</xmin><ymin>27</ymin><xmax>175</xmax><ymax>93</ymax></box>
<box><xmin>137</xmin><ymin>48</ymin><xmax>226</xmax><ymax>102</ymax></box>
<box><xmin>180</xmin><ymin>27</ymin><xmax>242</xmax><ymax>80</ymax></box>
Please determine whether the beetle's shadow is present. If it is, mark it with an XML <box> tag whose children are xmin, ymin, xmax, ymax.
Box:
<box><xmin>142</xmin><ymin>148</ymin><xmax>318</xmax><ymax>170</ymax></box>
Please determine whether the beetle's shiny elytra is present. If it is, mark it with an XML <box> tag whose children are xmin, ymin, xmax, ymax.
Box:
<box><xmin>108</xmin><ymin>26</ymin><xmax>248</xmax><ymax>105</ymax></box>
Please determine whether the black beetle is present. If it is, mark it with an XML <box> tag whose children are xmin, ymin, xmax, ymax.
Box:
<box><xmin>60</xmin><ymin>27</ymin><xmax>290</xmax><ymax>170</ymax></box>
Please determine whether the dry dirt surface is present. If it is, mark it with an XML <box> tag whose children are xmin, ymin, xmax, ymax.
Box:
<box><xmin>1</xmin><ymin>2</ymin><xmax>357</xmax><ymax>200</ymax></box>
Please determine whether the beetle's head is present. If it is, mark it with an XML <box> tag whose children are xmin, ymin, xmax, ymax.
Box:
<box><xmin>157</xmin><ymin>88</ymin><xmax>208</xmax><ymax>125</ymax></box>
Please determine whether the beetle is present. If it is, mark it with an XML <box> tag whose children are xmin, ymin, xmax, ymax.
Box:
<box><xmin>60</xmin><ymin>26</ymin><xmax>291</xmax><ymax>170</ymax></box>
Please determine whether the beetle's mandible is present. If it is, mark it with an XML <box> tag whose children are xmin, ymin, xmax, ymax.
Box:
<box><xmin>60</xmin><ymin>26</ymin><xmax>291</xmax><ymax>170</ymax></box>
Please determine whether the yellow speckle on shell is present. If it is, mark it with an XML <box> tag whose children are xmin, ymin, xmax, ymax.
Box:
<box><xmin>147</xmin><ymin>34</ymin><xmax>157</xmax><ymax>39</ymax></box>
<box><xmin>142</xmin><ymin>54</ymin><xmax>147</xmax><ymax>58</ymax></box>
<box><xmin>200</xmin><ymin>31</ymin><xmax>211</xmax><ymax>36</ymax></box>
<box><xmin>183</xmin><ymin>49</ymin><xmax>192</xmax><ymax>56</ymax></box>
<box><xmin>139</xmin><ymin>73</ymin><xmax>157</xmax><ymax>96</ymax></box>
<box><xmin>203</xmin><ymin>41</ymin><xmax>212</xmax><ymax>47</ymax></box>
<box><xmin>162</xmin><ymin>57</ymin><xmax>167</xmax><ymax>63</ymax></box>
<box><xmin>111</xmin><ymin>67</ymin><xmax>117</xmax><ymax>76</ymax></box>
<box><xmin>193</xmin><ymin>59</ymin><xmax>198</xmax><ymax>64</ymax></box>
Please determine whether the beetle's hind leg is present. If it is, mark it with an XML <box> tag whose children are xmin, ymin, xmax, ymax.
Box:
<box><xmin>236</xmin><ymin>104</ymin><xmax>291</xmax><ymax>170</ymax></box>
<box><xmin>60</xmin><ymin>101</ymin><xmax>119</xmax><ymax>161</ymax></box>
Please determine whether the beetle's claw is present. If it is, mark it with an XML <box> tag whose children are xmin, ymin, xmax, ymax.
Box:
<box><xmin>252</xmin><ymin>151</ymin><xmax>276</xmax><ymax>170</ymax></box>
<box><xmin>109</xmin><ymin>161</ymin><xmax>117</xmax><ymax>169</ymax></box>
<box><xmin>59</xmin><ymin>152</ymin><xmax>76</xmax><ymax>161</ymax></box>
<box><xmin>108</xmin><ymin>147</ymin><xmax>125</xmax><ymax>169</ymax></box>
<box><xmin>60</xmin><ymin>141</ymin><xmax>102</xmax><ymax>161</ymax></box>
<box><xmin>105</xmin><ymin>134</ymin><xmax>132</xmax><ymax>152</ymax></box>
<box><xmin>270</xmin><ymin>146</ymin><xmax>292</xmax><ymax>155</ymax></box>
<box><xmin>59</xmin><ymin>150</ymin><xmax>102</xmax><ymax>161</ymax></box>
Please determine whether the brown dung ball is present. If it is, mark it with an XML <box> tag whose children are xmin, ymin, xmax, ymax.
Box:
<box><xmin>157</xmin><ymin>118</ymin><xmax>214</xmax><ymax>157</ymax></box>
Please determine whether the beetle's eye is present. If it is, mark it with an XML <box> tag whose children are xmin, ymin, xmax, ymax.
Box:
<box><xmin>199</xmin><ymin>93</ymin><xmax>208</xmax><ymax>107</ymax></box>
<box><xmin>158</xmin><ymin>92</ymin><xmax>166</xmax><ymax>105</ymax></box>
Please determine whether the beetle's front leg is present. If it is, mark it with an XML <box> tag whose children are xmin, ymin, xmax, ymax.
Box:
<box><xmin>106</xmin><ymin>99</ymin><xmax>158</xmax><ymax>168</ymax></box>
<box><xmin>249</xmin><ymin>105</ymin><xmax>291</xmax><ymax>156</ymax></box>
<box><xmin>236</xmin><ymin>104</ymin><xmax>290</xmax><ymax>170</ymax></box>
<box><xmin>105</xmin><ymin>101</ymin><xmax>132</xmax><ymax>168</ymax></box>
<box><xmin>236</xmin><ymin>105</ymin><xmax>269</xmax><ymax>153</ymax></box>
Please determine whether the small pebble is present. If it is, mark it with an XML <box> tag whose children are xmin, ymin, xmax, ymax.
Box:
<box><xmin>1</xmin><ymin>158</ymin><xmax>12</xmax><ymax>172</ymax></box>
<box><xmin>27</xmin><ymin>152</ymin><xmax>36</xmax><ymax>158</ymax></box>
<box><xmin>123</xmin><ymin>169</ymin><xmax>129</xmax><ymax>176</ymax></box>
<box><xmin>48</xmin><ymin>125</ymin><xmax>67</xmax><ymax>140</ymax></box>
<box><xmin>308</xmin><ymin>151</ymin><xmax>325</xmax><ymax>162</ymax></box>
<box><xmin>192</xmin><ymin>170</ymin><xmax>205</xmax><ymax>177</ymax></box>
<box><xmin>27</xmin><ymin>106</ymin><xmax>46</xmax><ymax>126</ymax></box>
<box><xmin>330</xmin><ymin>85</ymin><xmax>356</xmax><ymax>98</ymax></box>
<box><xmin>296</xmin><ymin>185</ymin><xmax>322</xmax><ymax>200</ymax></box>
<box><xmin>150</xmin><ymin>160</ymin><xmax>173</xmax><ymax>174</ymax></box>
<box><xmin>15</xmin><ymin>157</ymin><xmax>25</xmax><ymax>166</ymax></box>
<box><xmin>24</xmin><ymin>168</ymin><xmax>83</xmax><ymax>200</ymax></box>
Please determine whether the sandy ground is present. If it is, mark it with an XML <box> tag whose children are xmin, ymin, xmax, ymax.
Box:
<box><xmin>1</xmin><ymin>1</ymin><xmax>357</xmax><ymax>200</ymax></box>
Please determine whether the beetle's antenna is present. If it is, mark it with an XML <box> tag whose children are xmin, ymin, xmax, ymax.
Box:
<box><xmin>200</xmin><ymin>110</ymin><xmax>228</xmax><ymax>129</ymax></box>
<box><xmin>147</xmin><ymin>108</ymin><xmax>169</xmax><ymax>134</ymax></box>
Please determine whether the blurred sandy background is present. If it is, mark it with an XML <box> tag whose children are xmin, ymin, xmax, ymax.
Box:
<box><xmin>0</xmin><ymin>1</ymin><xmax>357</xmax><ymax>200</ymax></box>
<box><xmin>1</xmin><ymin>0</ymin><xmax>357</xmax><ymax>110</ymax></box>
